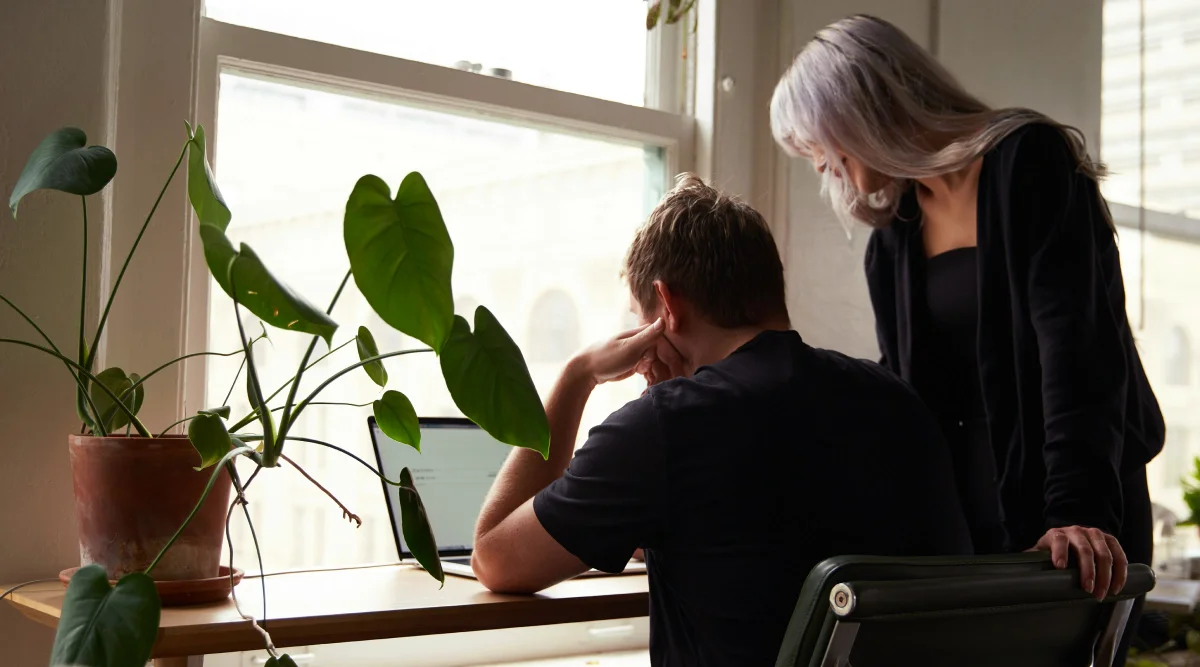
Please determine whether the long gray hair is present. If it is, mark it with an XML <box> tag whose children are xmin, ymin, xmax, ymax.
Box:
<box><xmin>770</xmin><ymin>14</ymin><xmax>1107</xmax><ymax>229</ymax></box>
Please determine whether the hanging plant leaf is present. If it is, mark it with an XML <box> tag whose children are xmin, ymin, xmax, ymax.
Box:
<box><xmin>344</xmin><ymin>173</ymin><xmax>454</xmax><ymax>352</ymax></box>
<box><xmin>399</xmin><ymin>468</ymin><xmax>443</xmax><ymax>585</ymax></box>
<box><xmin>9</xmin><ymin>127</ymin><xmax>117</xmax><ymax>217</ymax></box>
<box><xmin>48</xmin><ymin>564</ymin><xmax>160</xmax><ymax>667</ymax></box>
<box><xmin>188</xmin><ymin>411</ymin><xmax>233</xmax><ymax>470</ymax></box>
<box><xmin>223</xmin><ymin>243</ymin><xmax>338</xmax><ymax>344</ymax></box>
<box><xmin>357</xmin><ymin>326</ymin><xmax>388</xmax><ymax>387</ymax></box>
<box><xmin>185</xmin><ymin>122</ymin><xmax>231</xmax><ymax>231</ymax></box>
<box><xmin>439</xmin><ymin>307</ymin><xmax>549</xmax><ymax>457</ymax></box>
<box><xmin>374</xmin><ymin>390</ymin><xmax>420</xmax><ymax>451</ymax></box>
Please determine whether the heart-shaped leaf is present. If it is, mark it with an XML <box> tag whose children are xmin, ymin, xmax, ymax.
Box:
<box><xmin>185</xmin><ymin>122</ymin><xmax>231</xmax><ymax>231</ymax></box>
<box><xmin>223</xmin><ymin>242</ymin><xmax>338</xmax><ymax>344</ymax></box>
<box><xmin>357</xmin><ymin>326</ymin><xmax>388</xmax><ymax>387</ymax></box>
<box><xmin>108</xmin><ymin>373</ymin><xmax>146</xmax><ymax>432</ymax></box>
<box><xmin>439</xmin><ymin>308</ymin><xmax>549</xmax><ymax>457</ymax></box>
<box><xmin>265</xmin><ymin>655</ymin><xmax>300</xmax><ymax>667</ymax></box>
<box><xmin>374</xmin><ymin>390</ymin><xmax>420</xmax><ymax>451</ymax></box>
<box><xmin>399</xmin><ymin>468</ymin><xmax>443</xmax><ymax>585</ymax></box>
<box><xmin>9</xmin><ymin>127</ymin><xmax>117</xmax><ymax>217</ymax></box>
<box><xmin>48</xmin><ymin>564</ymin><xmax>160</xmax><ymax>667</ymax></box>
<box><xmin>90</xmin><ymin>367</ymin><xmax>133</xmax><ymax>431</ymax></box>
<box><xmin>344</xmin><ymin>173</ymin><xmax>454</xmax><ymax>352</ymax></box>
<box><xmin>188</xmin><ymin>412</ymin><xmax>233</xmax><ymax>470</ymax></box>
<box><xmin>200</xmin><ymin>405</ymin><xmax>232</xmax><ymax>420</ymax></box>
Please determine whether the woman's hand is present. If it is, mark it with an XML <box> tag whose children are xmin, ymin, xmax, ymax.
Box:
<box><xmin>1030</xmin><ymin>526</ymin><xmax>1128</xmax><ymax>599</ymax></box>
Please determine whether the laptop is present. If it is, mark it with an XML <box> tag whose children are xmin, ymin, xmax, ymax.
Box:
<box><xmin>369</xmin><ymin>416</ymin><xmax>646</xmax><ymax>579</ymax></box>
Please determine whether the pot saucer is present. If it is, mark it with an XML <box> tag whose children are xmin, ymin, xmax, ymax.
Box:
<box><xmin>58</xmin><ymin>566</ymin><xmax>244</xmax><ymax>606</ymax></box>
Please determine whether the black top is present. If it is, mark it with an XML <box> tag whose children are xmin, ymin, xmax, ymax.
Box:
<box><xmin>865</xmin><ymin>123</ymin><xmax>1165</xmax><ymax>552</ymax></box>
<box><xmin>923</xmin><ymin>246</ymin><xmax>987</xmax><ymax>422</ymax></box>
<box><xmin>534</xmin><ymin>330</ymin><xmax>972</xmax><ymax>666</ymax></box>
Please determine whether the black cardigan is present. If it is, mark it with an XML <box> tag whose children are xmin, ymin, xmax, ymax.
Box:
<box><xmin>864</xmin><ymin>124</ymin><xmax>1165</xmax><ymax>552</ymax></box>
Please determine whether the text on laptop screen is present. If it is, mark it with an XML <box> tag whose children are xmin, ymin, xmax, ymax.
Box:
<box><xmin>373</xmin><ymin>420</ymin><xmax>512</xmax><ymax>555</ymax></box>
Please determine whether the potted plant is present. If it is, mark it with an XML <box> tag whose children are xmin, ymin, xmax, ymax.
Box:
<box><xmin>1180</xmin><ymin>456</ymin><xmax>1200</xmax><ymax>538</ymax></box>
<box><xmin>5</xmin><ymin>124</ymin><xmax>549</xmax><ymax>667</ymax></box>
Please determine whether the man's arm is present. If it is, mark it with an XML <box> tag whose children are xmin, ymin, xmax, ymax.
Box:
<box><xmin>472</xmin><ymin>320</ymin><xmax>665</xmax><ymax>593</ymax></box>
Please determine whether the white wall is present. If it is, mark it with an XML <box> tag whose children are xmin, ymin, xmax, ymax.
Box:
<box><xmin>0</xmin><ymin>2</ymin><xmax>111</xmax><ymax>665</ymax></box>
<box><xmin>776</xmin><ymin>0</ymin><xmax>1104</xmax><ymax>358</ymax></box>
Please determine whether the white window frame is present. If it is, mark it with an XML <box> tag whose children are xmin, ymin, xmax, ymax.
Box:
<box><xmin>180</xmin><ymin>12</ymin><xmax>701</xmax><ymax>415</ymax></box>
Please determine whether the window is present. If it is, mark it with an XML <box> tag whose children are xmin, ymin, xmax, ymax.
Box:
<box><xmin>205</xmin><ymin>0</ymin><xmax>653</xmax><ymax>107</ymax></box>
<box><xmin>1166</xmin><ymin>326</ymin><xmax>1193</xmax><ymax>386</ymax></box>
<box><xmin>1102</xmin><ymin>0</ymin><xmax>1200</xmax><ymax>522</ymax></box>
<box><xmin>527</xmin><ymin>290</ymin><xmax>582</xmax><ymax>363</ymax></box>
<box><xmin>191</xmin><ymin>7</ymin><xmax>692</xmax><ymax>577</ymax></box>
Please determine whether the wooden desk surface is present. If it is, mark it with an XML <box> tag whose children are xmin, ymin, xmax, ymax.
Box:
<box><xmin>5</xmin><ymin>564</ymin><xmax>649</xmax><ymax>658</ymax></box>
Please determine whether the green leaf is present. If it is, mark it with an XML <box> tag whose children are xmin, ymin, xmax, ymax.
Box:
<box><xmin>374</xmin><ymin>390</ymin><xmax>420</xmax><ymax>451</ymax></box>
<box><xmin>201</xmin><ymin>405</ymin><xmax>232</xmax><ymax>420</ymax></box>
<box><xmin>645</xmin><ymin>0</ymin><xmax>662</xmax><ymax>28</ymax></box>
<box><xmin>344</xmin><ymin>173</ymin><xmax>455</xmax><ymax>352</ymax></box>
<box><xmin>399</xmin><ymin>468</ymin><xmax>443</xmax><ymax>585</ymax></box>
<box><xmin>111</xmin><ymin>372</ymin><xmax>146</xmax><ymax>431</ymax></box>
<box><xmin>185</xmin><ymin>123</ymin><xmax>231</xmax><ymax>231</ymax></box>
<box><xmin>90</xmin><ymin>367</ymin><xmax>133</xmax><ymax>431</ymax></box>
<box><xmin>357</xmin><ymin>326</ymin><xmax>388</xmax><ymax>387</ymax></box>
<box><xmin>439</xmin><ymin>308</ymin><xmax>550</xmax><ymax>457</ymax></box>
<box><xmin>9</xmin><ymin>127</ymin><xmax>117</xmax><ymax>217</ymax></box>
<box><xmin>265</xmin><ymin>655</ymin><xmax>300</xmax><ymax>667</ymax></box>
<box><xmin>223</xmin><ymin>243</ymin><xmax>338</xmax><ymax>344</ymax></box>
<box><xmin>188</xmin><ymin>412</ymin><xmax>233</xmax><ymax>470</ymax></box>
<box><xmin>198</xmin><ymin>222</ymin><xmax>238</xmax><ymax>296</ymax></box>
<box><xmin>48</xmin><ymin>564</ymin><xmax>160</xmax><ymax>667</ymax></box>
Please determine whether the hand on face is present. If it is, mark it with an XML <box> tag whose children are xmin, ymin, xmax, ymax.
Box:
<box><xmin>577</xmin><ymin>319</ymin><xmax>666</xmax><ymax>386</ymax></box>
<box><xmin>635</xmin><ymin>336</ymin><xmax>690</xmax><ymax>387</ymax></box>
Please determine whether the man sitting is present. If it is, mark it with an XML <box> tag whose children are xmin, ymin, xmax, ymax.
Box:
<box><xmin>472</xmin><ymin>174</ymin><xmax>972</xmax><ymax>666</ymax></box>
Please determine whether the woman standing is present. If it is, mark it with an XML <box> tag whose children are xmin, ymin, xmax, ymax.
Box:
<box><xmin>770</xmin><ymin>12</ymin><xmax>1163</xmax><ymax>656</ymax></box>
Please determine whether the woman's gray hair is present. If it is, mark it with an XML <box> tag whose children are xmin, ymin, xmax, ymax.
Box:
<box><xmin>770</xmin><ymin>14</ymin><xmax>1107</xmax><ymax>229</ymax></box>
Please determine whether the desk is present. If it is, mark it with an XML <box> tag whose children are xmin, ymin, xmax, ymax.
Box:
<box><xmin>5</xmin><ymin>564</ymin><xmax>650</xmax><ymax>667</ymax></box>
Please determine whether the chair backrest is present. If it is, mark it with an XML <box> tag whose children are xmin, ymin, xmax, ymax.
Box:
<box><xmin>774</xmin><ymin>552</ymin><xmax>1156</xmax><ymax>667</ymax></box>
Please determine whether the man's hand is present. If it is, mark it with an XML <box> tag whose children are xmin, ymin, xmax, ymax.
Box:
<box><xmin>576</xmin><ymin>319</ymin><xmax>666</xmax><ymax>385</ymax></box>
<box><xmin>1030</xmin><ymin>526</ymin><xmax>1128</xmax><ymax>599</ymax></box>
<box><xmin>641</xmin><ymin>336</ymin><xmax>690</xmax><ymax>387</ymax></box>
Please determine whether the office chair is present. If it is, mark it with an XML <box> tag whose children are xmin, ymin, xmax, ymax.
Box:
<box><xmin>775</xmin><ymin>552</ymin><xmax>1156</xmax><ymax>667</ymax></box>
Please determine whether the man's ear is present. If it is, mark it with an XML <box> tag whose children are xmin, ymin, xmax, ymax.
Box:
<box><xmin>652</xmin><ymin>280</ymin><xmax>681</xmax><ymax>333</ymax></box>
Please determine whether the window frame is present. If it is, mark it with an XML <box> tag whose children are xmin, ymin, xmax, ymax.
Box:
<box><xmin>181</xmin><ymin>12</ymin><xmax>700</xmax><ymax>416</ymax></box>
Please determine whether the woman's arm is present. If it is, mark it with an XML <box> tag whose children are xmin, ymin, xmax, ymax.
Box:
<box><xmin>1008</xmin><ymin>125</ymin><xmax>1129</xmax><ymax>596</ymax></box>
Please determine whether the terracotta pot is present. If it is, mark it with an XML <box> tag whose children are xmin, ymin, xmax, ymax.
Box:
<box><xmin>68</xmin><ymin>434</ymin><xmax>232</xmax><ymax>581</ymax></box>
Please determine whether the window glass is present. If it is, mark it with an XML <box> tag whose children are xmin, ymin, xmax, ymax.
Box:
<box><xmin>206</xmin><ymin>73</ymin><xmax>666</xmax><ymax>570</ymax></box>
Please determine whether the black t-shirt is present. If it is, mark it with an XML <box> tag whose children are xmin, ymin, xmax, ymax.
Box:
<box><xmin>533</xmin><ymin>330</ymin><xmax>972</xmax><ymax>666</ymax></box>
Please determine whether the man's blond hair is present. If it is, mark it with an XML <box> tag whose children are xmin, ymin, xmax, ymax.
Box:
<box><xmin>622</xmin><ymin>173</ymin><xmax>788</xmax><ymax>328</ymax></box>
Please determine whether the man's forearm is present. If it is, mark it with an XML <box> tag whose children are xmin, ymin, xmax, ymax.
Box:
<box><xmin>475</xmin><ymin>355</ymin><xmax>595</xmax><ymax>539</ymax></box>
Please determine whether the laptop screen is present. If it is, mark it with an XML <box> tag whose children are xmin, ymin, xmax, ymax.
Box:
<box><xmin>370</xmin><ymin>417</ymin><xmax>512</xmax><ymax>558</ymax></box>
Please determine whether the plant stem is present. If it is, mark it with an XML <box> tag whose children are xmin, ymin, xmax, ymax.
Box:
<box><xmin>284</xmin><ymin>436</ymin><xmax>409</xmax><ymax>487</ymax></box>
<box><xmin>223</xmin><ymin>355</ymin><xmax>247</xmax><ymax>408</ymax></box>
<box><xmin>143</xmin><ymin>445</ymin><xmax>253</xmax><ymax>577</ymax></box>
<box><xmin>116</xmin><ymin>335</ymin><xmax>265</xmax><ymax>405</ymax></box>
<box><xmin>0</xmin><ymin>338</ymin><xmax>148</xmax><ymax>436</ymax></box>
<box><xmin>289</xmin><ymin>349</ymin><xmax>431</xmax><ymax>424</ymax></box>
<box><xmin>156</xmin><ymin>414</ymin><xmax>199</xmax><ymax>438</ymax></box>
<box><xmin>77</xmin><ymin>196</ymin><xmax>94</xmax><ymax>429</ymax></box>
<box><xmin>280</xmin><ymin>453</ymin><xmax>361</xmax><ymax>527</ymax></box>
<box><xmin>86</xmin><ymin>141</ymin><xmax>188</xmax><ymax>377</ymax></box>
<box><xmin>0</xmin><ymin>294</ymin><xmax>101</xmax><ymax>430</ymax></box>
<box><xmin>231</xmin><ymin>281</ymin><xmax>274</xmax><ymax>466</ymax></box>
<box><xmin>228</xmin><ymin>337</ymin><xmax>357</xmax><ymax>433</ymax></box>
<box><xmin>278</xmin><ymin>270</ymin><xmax>351</xmax><ymax>446</ymax></box>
